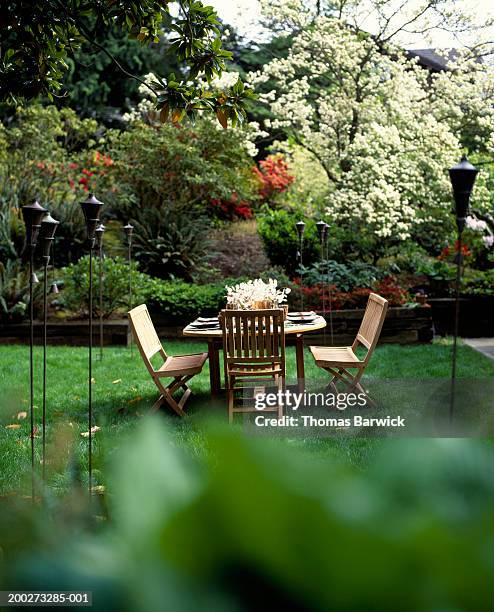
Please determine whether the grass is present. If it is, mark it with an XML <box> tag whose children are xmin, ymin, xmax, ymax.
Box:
<box><xmin>1</xmin><ymin>339</ymin><xmax>494</xmax><ymax>495</ymax></box>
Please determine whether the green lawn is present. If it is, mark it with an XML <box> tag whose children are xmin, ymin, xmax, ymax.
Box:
<box><xmin>1</xmin><ymin>339</ymin><xmax>494</xmax><ymax>495</ymax></box>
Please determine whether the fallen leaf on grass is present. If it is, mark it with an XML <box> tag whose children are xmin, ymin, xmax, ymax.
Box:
<box><xmin>112</xmin><ymin>379</ymin><xmax>122</xmax><ymax>384</ymax></box>
<box><xmin>80</xmin><ymin>426</ymin><xmax>101</xmax><ymax>438</ymax></box>
<box><xmin>30</xmin><ymin>427</ymin><xmax>39</xmax><ymax>438</ymax></box>
<box><xmin>5</xmin><ymin>424</ymin><xmax>21</xmax><ymax>430</ymax></box>
<box><xmin>127</xmin><ymin>396</ymin><xmax>142</xmax><ymax>405</ymax></box>
<box><xmin>17</xmin><ymin>411</ymin><xmax>27</xmax><ymax>420</ymax></box>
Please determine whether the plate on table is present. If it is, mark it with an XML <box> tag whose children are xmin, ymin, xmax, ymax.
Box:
<box><xmin>188</xmin><ymin>320</ymin><xmax>220</xmax><ymax>330</ymax></box>
<box><xmin>196</xmin><ymin>317</ymin><xmax>219</xmax><ymax>323</ymax></box>
<box><xmin>287</xmin><ymin>311</ymin><xmax>318</xmax><ymax>324</ymax></box>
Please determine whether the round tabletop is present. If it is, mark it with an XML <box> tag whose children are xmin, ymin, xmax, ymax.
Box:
<box><xmin>183</xmin><ymin>315</ymin><xmax>327</xmax><ymax>338</ymax></box>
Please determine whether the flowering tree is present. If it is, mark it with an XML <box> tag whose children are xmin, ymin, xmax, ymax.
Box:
<box><xmin>253</xmin><ymin>0</ymin><xmax>494</xmax><ymax>252</ymax></box>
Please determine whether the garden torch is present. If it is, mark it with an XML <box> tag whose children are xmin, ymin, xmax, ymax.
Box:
<box><xmin>95</xmin><ymin>224</ymin><xmax>106</xmax><ymax>361</ymax></box>
<box><xmin>324</xmin><ymin>223</ymin><xmax>334</xmax><ymax>344</ymax></box>
<box><xmin>296</xmin><ymin>221</ymin><xmax>305</xmax><ymax>311</ymax></box>
<box><xmin>22</xmin><ymin>199</ymin><xmax>47</xmax><ymax>500</ymax></box>
<box><xmin>39</xmin><ymin>212</ymin><xmax>59</xmax><ymax>481</ymax></box>
<box><xmin>80</xmin><ymin>193</ymin><xmax>103</xmax><ymax>497</ymax></box>
<box><xmin>448</xmin><ymin>155</ymin><xmax>478</xmax><ymax>421</ymax></box>
<box><xmin>123</xmin><ymin>223</ymin><xmax>134</xmax><ymax>354</ymax></box>
<box><xmin>316</xmin><ymin>220</ymin><xmax>333</xmax><ymax>344</ymax></box>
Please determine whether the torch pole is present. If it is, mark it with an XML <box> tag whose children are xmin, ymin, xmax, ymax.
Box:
<box><xmin>325</xmin><ymin>238</ymin><xmax>334</xmax><ymax>345</ymax></box>
<box><xmin>320</xmin><ymin>237</ymin><xmax>326</xmax><ymax>344</ymax></box>
<box><xmin>80</xmin><ymin>194</ymin><xmax>103</xmax><ymax>500</ymax></box>
<box><xmin>29</xmin><ymin>250</ymin><xmax>35</xmax><ymax>500</ymax></box>
<box><xmin>300</xmin><ymin>234</ymin><xmax>304</xmax><ymax>312</ymax></box>
<box><xmin>449</xmin><ymin>231</ymin><xmax>463</xmax><ymax>423</ymax></box>
<box><xmin>128</xmin><ymin>240</ymin><xmax>133</xmax><ymax>355</ymax></box>
<box><xmin>42</xmin><ymin>257</ymin><xmax>48</xmax><ymax>481</ymax></box>
<box><xmin>99</xmin><ymin>245</ymin><xmax>103</xmax><ymax>361</ymax></box>
<box><xmin>88</xmin><ymin>242</ymin><xmax>94</xmax><ymax>496</ymax></box>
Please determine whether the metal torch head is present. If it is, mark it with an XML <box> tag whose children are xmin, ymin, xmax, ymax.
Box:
<box><xmin>95</xmin><ymin>223</ymin><xmax>106</xmax><ymax>250</ymax></box>
<box><xmin>323</xmin><ymin>223</ymin><xmax>329</xmax><ymax>242</ymax></box>
<box><xmin>295</xmin><ymin>221</ymin><xmax>306</xmax><ymax>239</ymax></box>
<box><xmin>316</xmin><ymin>220</ymin><xmax>326</xmax><ymax>243</ymax></box>
<box><xmin>449</xmin><ymin>155</ymin><xmax>479</xmax><ymax>231</ymax></box>
<box><xmin>22</xmin><ymin>200</ymin><xmax>47</xmax><ymax>248</ymax></box>
<box><xmin>39</xmin><ymin>212</ymin><xmax>60</xmax><ymax>259</ymax></box>
<box><xmin>123</xmin><ymin>223</ymin><xmax>134</xmax><ymax>245</ymax></box>
<box><xmin>80</xmin><ymin>193</ymin><xmax>103</xmax><ymax>242</ymax></box>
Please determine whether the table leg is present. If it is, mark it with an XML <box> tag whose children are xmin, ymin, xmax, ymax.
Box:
<box><xmin>208</xmin><ymin>338</ymin><xmax>221</xmax><ymax>397</ymax></box>
<box><xmin>295</xmin><ymin>334</ymin><xmax>305</xmax><ymax>392</ymax></box>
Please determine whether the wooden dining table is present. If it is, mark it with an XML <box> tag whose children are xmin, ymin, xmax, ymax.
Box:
<box><xmin>183</xmin><ymin>315</ymin><xmax>327</xmax><ymax>396</ymax></box>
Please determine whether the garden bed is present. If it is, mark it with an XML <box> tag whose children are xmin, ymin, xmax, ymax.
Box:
<box><xmin>0</xmin><ymin>306</ymin><xmax>433</xmax><ymax>346</ymax></box>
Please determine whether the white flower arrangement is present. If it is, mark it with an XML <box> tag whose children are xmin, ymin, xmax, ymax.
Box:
<box><xmin>226</xmin><ymin>278</ymin><xmax>291</xmax><ymax>310</ymax></box>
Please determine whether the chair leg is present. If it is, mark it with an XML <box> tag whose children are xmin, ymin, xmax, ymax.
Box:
<box><xmin>275</xmin><ymin>374</ymin><xmax>284</xmax><ymax>418</ymax></box>
<box><xmin>154</xmin><ymin>376</ymin><xmax>189</xmax><ymax>417</ymax></box>
<box><xmin>164</xmin><ymin>389</ymin><xmax>187</xmax><ymax>417</ymax></box>
<box><xmin>353</xmin><ymin>381</ymin><xmax>377</xmax><ymax>408</ymax></box>
<box><xmin>151</xmin><ymin>395</ymin><xmax>165</xmax><ymax>412</ymax></box>
<box><xmin>227</xmin><ymin>389</ymin><xmax>234</xmax><ymax>424</ymax></box>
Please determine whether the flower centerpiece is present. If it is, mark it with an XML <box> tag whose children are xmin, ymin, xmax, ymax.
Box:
<box><xmin>226</xmin><ymin>278</ymin><xmax>291</xmax><ymax>311</ymax></box>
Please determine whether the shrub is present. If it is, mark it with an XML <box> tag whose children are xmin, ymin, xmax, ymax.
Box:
<box><xmin>462</xmin><ymin>269</ymin><xmax>494</xmax><ymax>297</ymax></box>
<box><xmin>106</xmin><ymin>118</ymin><xmax>258</xmax><ymax>220</ymax></box>
<box><xmin>298</xmin><ymin>260</ymin><xmax>384</xmax><ymax>292</ymax></box>
<box><xmin>143</xmin><ymin>279</ymin><xmax>229</xmax><ymax>319</ymax></box>
<box><xmin>414</xmin><ymin>258</ymin><xmax>457</xmax><ymax>297</ymax></box>
<box><xmin>291</xmin><ymin>276</ymin><xmax>409</xmax><ymax>310</ymax></box>
<box><xmin>61</xmin><ymin>256</ymin><xmax>152</xmax><ymax>317</ymax></box>
<box><xmin>105</xmin><ymin>118</ymin><xmax>259</xmax><ymax>279</ymax></box>
<box><xmin>257</xmin><ymin>209</ymin><xmax>319</xmax><ymax>275</ymax></box>
<box><xmin>0</xmin><ymin>260</ymin><xmax>28</xmax><ymax>322</ymax></box>
<box><xmin>0</xmin><ymin>105</ymin><xmax>110</xmax><ymax>266</ymax></box>
<box><xmin>130</xmin><ymin>209</ymin><xmax>213</xmax><ymax>281</ymax></box>
<box><xmin>253</xmin><ymin>154</ymin><xmax>295</xmax><ymax>203</ymax></box>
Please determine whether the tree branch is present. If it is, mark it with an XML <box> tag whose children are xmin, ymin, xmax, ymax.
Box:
<box><xmin>53</xmin><ymin>0</ymin><xmax>161</xmax><ymax>98</ymax></box>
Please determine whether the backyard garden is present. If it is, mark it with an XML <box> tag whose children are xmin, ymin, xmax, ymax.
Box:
<box><xmin>1</xmin><ymin>0</ymin><xmax>494</xmax><ymax>609</ymax></box>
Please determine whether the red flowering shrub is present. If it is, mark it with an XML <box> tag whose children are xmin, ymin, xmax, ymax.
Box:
<box><xmin>291</xmin><ymin>275</ymin><xmax>409</xmax><ymax>310</ymax></box>
<box><xmin>438</xmin><ymin>240</ymin><xmax>472</xmax><ymax>261</ymax></box>
<box><xmin>211</xmin><ymin>192</ymin><xmax>253</xmax><ymax>220</ymax></box>
<box><xmin>34</xmin><ymin>150</ymin><xmax>115</xmax><ymax>197</ymax></box>
<box><xmin>253</xmin><ymin>154</ymin><xmax>294</xmax><ymax>201</ymax></box>
<box><xmin>67</xmin><ymin>151</ymin><xmax>114</xmax><ymax>194</ymax></box>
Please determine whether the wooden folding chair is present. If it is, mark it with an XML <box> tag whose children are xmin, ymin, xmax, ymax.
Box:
<box><xmin>219</xmin><ymin>309</ymin><xmax>286</xmax><ymax>423</ymax></box>
<box><xmin>310</xmin><ymin>293</ymin><xmax>388</xmax><ymax>398</ymax></box>
<box><xmin>128</xmin><ymin>304</ymin><xmax>207</xmax><ymax>416</ymax></box>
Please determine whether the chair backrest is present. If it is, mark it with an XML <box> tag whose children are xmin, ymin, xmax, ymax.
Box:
<box><xmin>353</xmin><ymin>293</ymin><xmax>388</xmax><ymax>362</ymax></box>
<box><xmin>219</xmin><ymin>309</ymin><xmax>285</xmax><ymax>367</ymax></box>
<box><xmin>128</xmin><ymin>304</ymin><xmax>166</xmax><ymax>374</ymax></box>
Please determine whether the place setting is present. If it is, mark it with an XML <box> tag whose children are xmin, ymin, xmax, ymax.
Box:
<box><xmin>187</xmin><ymin>317</ymin><xmax>220</xmax><ymax>331</ymax></box>
<box><xmin>286</xmin><ymin>311</ymin><xmax>319</xmax><ymax>325</ymax></box>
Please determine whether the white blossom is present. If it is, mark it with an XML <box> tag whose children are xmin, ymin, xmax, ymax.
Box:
<box><xmin>251</xmin><ymin>12</ymin><xmax>494</xmax><ymax>242</ymax></box>
<box><xmin>226</xmin><ymin>278</ymin><xmax>291</xmax><ymax>309</ymax></box>
<box><xmin>466</xmin><ymin>216</ymin><xmax>488</xmax><ymax>232</ymax></box>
